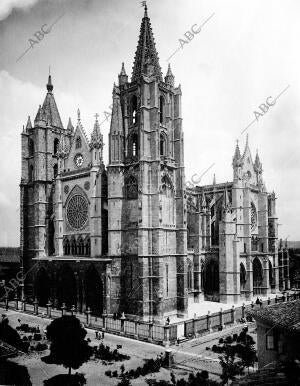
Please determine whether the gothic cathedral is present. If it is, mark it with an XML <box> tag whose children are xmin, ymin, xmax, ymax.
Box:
<box><xmin>20</xmin><ymin>5</ymin><xmax>288</xmax><ymax>322</ymax></box>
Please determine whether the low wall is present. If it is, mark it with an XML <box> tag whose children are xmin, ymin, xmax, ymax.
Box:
<box><xmin>1</xmin><ymin>291</ymin><xmax>299</xmax><ymax>346</ymax></box>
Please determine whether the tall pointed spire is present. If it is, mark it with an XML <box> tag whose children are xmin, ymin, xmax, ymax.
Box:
<box><xmin>222</xmin><ymin>186</ymin><xmax>231</xmax><ymax>212</ymax></box>
<box><xmin>67</xmin><ymin>117</ymin><xmax>73</xmax><ymax>132</ymax></box>
<box><xmin>254</xmin><ymin>150</ymin><xmax>262</xmax><ymax>172</ymax></box>
<box><xmin>165</xmin><ymin>63</ymin><xmax>174</xmax><ymax>86</ymax></box>
<box><xmin>232</xmin><ymin>140</ymin><xmax>242</xmax><ymax>167</ymax></box>
<box><xmin>131</xmin><ymin>5</ymin><xmax>162</xmax><ymax>82</ymax></box>
<box><xmin>26</xmin><ymin>116</ymin><xmax>32</xmax><ymax>130</ymax></box>
<box><xmin>119</xmin><ymin>62</ymin><xmax>128</xmax><ymax>85</ymax></box>
<box><xmin>90</xmin><ymin>113</ymin><xmax>103</xmax><ymax>150</ymax></box>
<box><xmin>34</xmin><ymin>74</ymin><xmax>64</xmax><ymax>129</ymax></box>
<box><xmin>120</xmin><ymin>62</ymin><xmax>127</xmax><ymax>76</ymax></box>
<box><xmin>242</xmin><ymin>133</ymin><xmax>249</xmax><ymax>158</ymax></box>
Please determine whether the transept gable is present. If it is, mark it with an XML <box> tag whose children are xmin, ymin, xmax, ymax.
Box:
<box><xmin>240</xmin><ymin>135</ymin><xmax>256</xmax><ymax>185</ymax></box>
<box><xmin>65</xmin><ymin>111</ymin><xmax>91</xmax><ymax>172</ymax></box>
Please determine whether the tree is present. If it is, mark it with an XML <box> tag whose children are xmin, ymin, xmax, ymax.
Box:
<box><xmin>0</xmin><ymin>316</ymin><xmax>25</xmax><ymax>351</ymax></box>
<box><xmin>219</xmin><ymin>344</ymin><xmax>244</xmax><ymax>385</ymax></box>
<box><xmin>43</xmin><ymin>316</ymin><xmax>92</xmax><ymax>377</ymax></box>
<box><xmin>236</xmin><ymin>330</ymin><xmax>256</xmax><ymax>373</ymax></box>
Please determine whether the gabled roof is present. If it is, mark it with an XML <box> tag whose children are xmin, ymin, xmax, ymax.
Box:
<box><xmin>131</xmin><ymin>4</ymin><xmax>162</xmax><ymax>82</ymax></box>
<box><xmin>249</xmin><ymin>300</ymin><xmax>300</xmax><ymax>334</ymax></box>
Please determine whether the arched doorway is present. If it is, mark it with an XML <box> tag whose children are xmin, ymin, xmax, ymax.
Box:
<box><xmin>253</xmin><ymin>257</ymin><xmax>263</xmax><ymax>294</ymax></box>
<box><xmin>240</xmin><ymin>263</ymin><xmax>247</xmax><ymax>291</ymax></box>
<box><xmin>202</xmin><ymin>259</ymin><xmax>219</xmax><ymax>296</ymax></box>
<box><xmin>57</xmin><ymin>265</ymin><xmax>77</xmax><ymax>308</ymax></box>
<box><xmin>35</xmin><ymin>268</ymin><xmax>50</xmax><ymax>306</ymax></box>
<box><xmin>84</xmin><ymin>265</ymin><xmax>103</xmax><ymax>316</ymax></box>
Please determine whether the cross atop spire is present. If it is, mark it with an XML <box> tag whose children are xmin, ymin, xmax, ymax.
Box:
<box><xmin>131</xmin><ymin>4</ymin><xmax>162</xmax><ymax>82</ymax></box>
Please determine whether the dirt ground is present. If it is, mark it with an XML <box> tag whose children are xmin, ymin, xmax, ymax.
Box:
<box><xmin>1</xmin><ymin>308</ymin><xmax>195</xmax><ymax>386</ymax></box>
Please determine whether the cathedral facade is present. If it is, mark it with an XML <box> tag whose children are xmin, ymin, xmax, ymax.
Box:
<box><xmin>20</xmin><ymin>6</ymin><xmax>288</xmax><ymax>322</ymax></box>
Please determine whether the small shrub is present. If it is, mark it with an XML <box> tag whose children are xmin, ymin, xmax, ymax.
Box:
<box><xmin>112</xmin><ymin>370</ymin><xmax>118</xmax><ymax>377</ymax></box>
<box><xmin>105</xmin><ymin>370</ymin><xmax>112</xmax><ymax>377</ymax></box>
<box><xmin>212</xmin><ymin>345</ymin><xmax>218</xmax><ymax>352</ymax></box>
<box><xmin>233</xmin><ymin>333</ymin><xmax>238</xmax><ymax>341</ymax></box>
<box><xmin>219</xmin><ymin>338</ymin><xmax>224</xmax><ymax>344</ymax></box>
<box><xmin>206</xmin><ymin>346</ymin><xmax>210</xmax><ymax>350</ymax></box>
<box><xmin>33</xmin><ymin>333</ymin><xmax>42</xmax><ymax>341</ymax></box>
<box><xmin>225</xmin><ymin>336</ymin><xmax>233</xmax><ymax>344</ymax></box>
<box><xmin>35</xmin><ymin>342</ymin><xmax>48</xmax><ymax>351</ymax></box>
<box><xmin>22</xmin><ymin>341</ymin><xmax>30</xmax><ymax>352</ymax></box>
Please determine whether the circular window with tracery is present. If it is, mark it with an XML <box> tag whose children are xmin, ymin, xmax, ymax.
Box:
<box><xmin>251</xmin><ymin>202</ymin><xmax>257</xmax><ymax>231</ymax></box>
<box><xmin>66</xmin><ymin>194</ymin><xmax>88</xmax><ymax>230</ymax></box>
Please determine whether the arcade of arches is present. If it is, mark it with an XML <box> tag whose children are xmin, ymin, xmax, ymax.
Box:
<box><xmin>34</xmin><ymin>263</ymin><xmax>105</xmax><ymax>316</ymax></box>
<box><xmin>198</xmin><ymin>257</ymin><xmax>275</xmax><ymax>299</ymax></box>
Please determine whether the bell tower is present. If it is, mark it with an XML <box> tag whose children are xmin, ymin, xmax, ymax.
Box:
<box><xmin>107</xmin><ymin>5</ymin><xmax>187</xmax><ymax>320</ymax></box>
<box><xmin>20</xmin><ymin>75</ymin><xmax>69</xmax><ymax>295</ymax></box>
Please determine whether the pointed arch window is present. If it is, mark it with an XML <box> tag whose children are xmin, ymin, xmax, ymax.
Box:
<box><xmin>126</xmin><ymin>176</ymin><xmax>138</xmax><ymax>200</ymax></box>
<box><xmin>29</xmin><ymin>139</ymin><xmax>34</xmax><ymax>157</ymax></box>
<box><xmin>85</xmin><ymin>238</ymin><xmax>91</xmax><ymax>256</ymax></box>
<box><xmin>64</xmin><ymin>239</ymin><xmax>70</xmax><ymax>255</ymax></box>
<box><xmin>159</xmin><ymin>96</ymin><xmax>165</xmax><ymax>124</ymax></box>
<box><xmin>53</xmin><ymin>164</ymin><xmax>58</xmax><ymax>178</ymax></box>
<box><xmin>71</xmin><ymin>239</ymin><xmax>76</xmax><ymax>255</ymax></box>
<box><xmin>54</xmin><ymin>138</ymin><xmax>59</xmax><ymax>155</ymax></box>
<box><xmin>160</xmin><ymin>133</ymin><xmax>167</xmax><ymax>156</ymax></box>
<box><xmin>240</xmin><ymin>263</ymin><xmax>247</xmax><ymax>290</ymax></box>
<box><xmin>78</xmin><ymin>238</ymin><xmax>85</xmax><ymax>255</ymax></box>
<box><xmin>131</xmin><ymin>95</ymin><xmax>137</xmax><ymax>125</ymax></box>
<box><xmin>76</xmin><ymin>136</ymin><xmax>82</xmax><ymax>149</ymax></box>
<box><xmin>29</xmin><ymin>165</ymin><xmax>34</xmax><ymax>182</ymax></box>
<box><xmin>161</xmin><ymin>175</ymin><xmax>173</xmax><ymax>196</ymax></box>
<box><xmin>187</xmin><ymin>261</ymin><xmax>193</xmax><ymax>290</ymax></box>
<box><xmin>129</xmin><ymin>133</ymin><xmax>138</xmax><ymax>158</ymax></box>
<box><xmin>253</xmin><ymin>257</ymin><xmax>263</xmax><ymax>288</ymax></box>
<box><xmin>269</xmin><ymin>260</ymin><xmax>274</xmax><ymax>287</ymax></box>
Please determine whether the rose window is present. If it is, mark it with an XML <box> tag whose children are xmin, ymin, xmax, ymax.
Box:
<box><xmin>66</xmin><ymin>194</ymin><xmax>89</xmax><ymax>230</ymax></box>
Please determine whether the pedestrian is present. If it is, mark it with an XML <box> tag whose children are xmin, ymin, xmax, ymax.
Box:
<box><xmin>95</xmin><ymin>331</ymin><xmax>98</xmax><ymax>340</ymax></box>
<box><xmin>102</xmin><ymin>331</ymin><xmax>105</xmax><ymax>339</ymax></box>
<box><xmin>255</xmin><ymin>297</ymin><xmax>260</xmax><ymax>305</ymax></box>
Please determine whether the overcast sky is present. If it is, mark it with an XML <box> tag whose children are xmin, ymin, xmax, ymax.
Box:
<box><xmin>0</xmin><ymin>0</ymin><xmax>299</xmax><ymax>246</ymax></box>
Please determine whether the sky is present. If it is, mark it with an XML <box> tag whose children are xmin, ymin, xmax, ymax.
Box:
<box><xmin>0</xmin><ymin>0</ymin><xmax>299</xmax><ymax>246</ymax></box>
